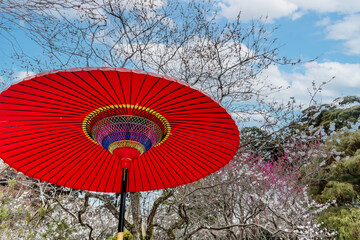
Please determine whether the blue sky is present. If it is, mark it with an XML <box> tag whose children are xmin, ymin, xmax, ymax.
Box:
<box><xmin>217</xmin><ymin>0</ymin><xmax>360</xmax><ymax>106</ymax></box>
<box><xmin>1</xmin><ymin>0</ymin><xmax>360</xmax><ymax>106</ymax></box>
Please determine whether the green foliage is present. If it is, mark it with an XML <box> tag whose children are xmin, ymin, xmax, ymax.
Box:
<box><xmin>107</xmin><ymin>230</ymin><xmax>133</xmax><ymax>240</ymax></box>
<box><xmin>240</xmin><ymin>126</ymin><xmax>282</xmax><ymax>160</ymax></box>
<box><xmin>0</xmin><ymin>187</ymin><xmax>77</xmax><ymax>239</ymax></box>
<box><xmin>318</xmin><ymin>207</ymin><xmax>360</xmax><ymax>240</ymax></box>
<box><xmin>321</xmin><ymin>105</ymin><xmax>360</xmax><ymax>130</ymax></box>
<box><xmin>296</xmin><ymin>98</ymin><xmax>360</xmax><ymax>239</ymax></box>
<box><xmin>330</xmin><ymin>154</ymin><xmax>360</xmax><ymax>187</ymax></box>
<box><xmin>336</xmin><ymin>96</ymin><xmax>360</xmax><ymax>105</ymax></box>
<box><xmin>313</xmin><ymin>130</ymin><xmax>360</xmax><ymax>204</ymax></box>
<box><xmin>299</xmin><ymin>96</ymin><xmax>360</xmax><ymax>134</ymax></box>
<box><xmin>328</xmin><ymin>130</ymin><xmax>360</xmax><ymax>157</ymax></box>
<box><xmin>315</xmin><ymin>131</ymin><xmax>360</xmax><ymax>239</ymax></box>
<box><xmin>124</xmin><ymin>230</ymin><xmax>134</xmax><ymax>240</ymax></box>
<box><xmin>319</xmin><ymin>181</ymin><xmax>356</xmax><ymax>204</ymax></box>
<box><xmin>343</xmin><ymin>154</ymin><xmax>360</xmax><ymax>175</ymax></box>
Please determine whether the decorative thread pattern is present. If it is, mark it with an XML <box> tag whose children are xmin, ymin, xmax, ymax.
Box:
<box><xmin>83</xmin><ymin>105</ymin><xmax>170</xmax><ymax>155</ymax></box>
<box><xmin>108</xmin><ymin>140</ymin><xmax>146</xmax><ymax>155</ymax></box>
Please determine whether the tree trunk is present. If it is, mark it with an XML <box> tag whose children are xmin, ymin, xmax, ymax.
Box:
<box><xmin>130</xmin><ymin>192</ymin><xmax>143</xmax><ymax>240</ymax></box>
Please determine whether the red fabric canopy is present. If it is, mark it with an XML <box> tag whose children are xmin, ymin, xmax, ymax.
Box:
<box><xmin>0</xmin><ymin>67</ymin><xmax>239</xmax><ymax>192</ymax></box>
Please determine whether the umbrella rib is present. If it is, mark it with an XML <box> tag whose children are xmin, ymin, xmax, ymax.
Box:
<box><xmin>161</xmin><ymin>140</ymin><xmax>213</xmax><ymax>176</ymax></box>
<box><xmin>130</xmin><ymin>72</ymin><xmax>133</xmax><ymax>106</ymax></box>
<box><xmin>54</xmin><ymin>73</ymin><xmax>110</xmax><ymax>107</ymax></box>
<box><xmin>141</xmin><ymin>154</ymin><xmax>159</xmax><ymax>190</ymax></box>
<box><xmin>154</xmin><ymin>97</ymin><xmax>212</xmax><ymax>113</ymax></box>
<box><xmin>38</xmin><ymin>137</ymin><xmax>98</xmax><ymax>186</ymax></box>
<box><xmin>77</xmin><ymin>146</ymin><xmax>109</xmax><ymax>191</ymax></box>
<box><xmin>132</xmin><ymin>157</ymin><xmax>137</xmax><ymax>192</ymax></box>
<box><xmin>0</xmin><ymin>121</ymin><xmax>82</xmax><ymax>129</ymax></box>
<box><xmin>28</xmin><ymin>138</ymin><xmax>93</xmax><ymax>181</ymax></box>
<box><xmin>172</xmin><ymin>126</ymin><xmax>238</xmax><ymax>144</ymax></box>
<box><xmin>139</xmin><ymin>158</ymin><xmax>151</xmax><ymax>191</ymax></box>
<box><xmin>112</xmin><ymin>155</ymin><xmax>121</xmax><ymax>192</ymax></box>
<box><xmin>116</xmin><ymin>71</ymin><xmax>127</xmax><ymax>105</ymax></box>
<box><xmin>101</xmin><ymin>70</ymin><xmax>122</xmax><ymax>105</ymax></box>
<box><xmin>155</xmin><ymin>146</ymin><xmax>195</xmax><ymax>183</ymax></box>
<box><xmin>134</xmin><ymin>157</ymin><xmax>145</xmax><ymax>191</ymax></box>
<box><xmin>71</xmin><ymin>71</ymin><xmax>114</xmax><ymax>106</ymax></box>
<box><xmin>169</xmin><ymin>136</ymin><xmax>228</xmax><ymax>167</ymax></box>
<box><xmin>170</xmin><ymin>119</ymin><xmax>235</xmax><ymax>125</ymax></box>
<box><xmin>171</xmin><ymin>130</ymin><xmax>238</xmax><ymax>151</ymax></box>
<box><xmin>149</xmin><ymin>85</ymin><xmax>186</xmax><ymax>109</ymax></box>
<box><xmin>137</xmin><ymin>77</ymin><xmax>161</xmax><ymax>107</ymax></box>
<box><xmin>50</xmin><ymin>142</ymin><xmax>97</xmax><ymax>185</ymax></box>
<box><xmin>102</xmin><ymin>151</ymin><xmax>118</xmax><ymax>192</ymax></box>
<box><xmin>95</xmin><ymin>153</ymin><xmax>114</xmax><ymax>192</ymax></box>
<box><xmin>0</xmin><ymin>119</ymin><xmax>79</xmax><ymax>123</ymax></box>
<box><xmin>158</xmin><ymin>145</ymin><xmax>202</xmax><ymax>182</ymax></box>
<box><xmin>0</xmin><ymin>128</ymin><xmax>83</xmax><ymax>148</ymax></box>
<box><xmin>167</xmin><ymin>115</ymin><xmax>231</xmax><ymax>120</ymax></box>
<box><xmin>146</xmin><ymin>150</ymin><xmax>173</xmax><ymax>188</ymax></box>
<box><xmin>42</xmin><ymin>76</ymin><xmax>105</xmax><ymax>108</ymax></box>
<box><xmin>19</xmin><ymin>80</ymin><xmax>98</xmax><ymax>110</ymax></box>
<box><xmin>0</xmin><ymin>108</ymin><xmax>87</xmax><ymax>117</ymax></box>
<box><xmin>172</xmin><ymin>121</ymin><xmax>239</xmax><ymax>132</ymax></box>
<box><xmin>0</xmin><ymin>124</ymin><xmax>79</xmax><ymax>135</ymax></box>
<box><xmin>136</xmin><ymin>158</ymin><xmax>150</xmax><ymax>191</ymax></box>
<box><xmin>0</xmin><ymin>129</ymin><xmax>83</xmax><ymax>147</ymax></box>
<box><xmin>134</xmin><ymin>74</ymin><xmax>147</xmax><ymax>105</ymax></box>
<box><xmin>2</xmin><ymin>93</ymin><xmax>90</xmax><ymax>113</ymax></box>
<box><xmin>162</xmin><ymin>107</ymin><xmax>227</xmax><ymax>116</ymax></box>
<box><xmin>151</xmin><ymin>89</ymin><xmax>198</xmax><ymax>111</ymax></box>
<box><xmin>169</xmin><ymin>140</ymin><xmax>220</xmax><ymax>170</ymax></box>
<box><xmin>173</xmin><ymin>134</ymin><xmax>235</xmax><ymax>158</ymax></box>
<box><xmin>159</xmin><ymin>103</ymin><xmax>218</xmax><ymax>114</ymax></box>
<box><xmin>8</xmin><ymin>130</ymin><xmax>87</xmax><ymax>163</ymax></box>
<box><xmin>86</xmin><ymin>71</ymin><xmax>119</xmax><ymax>106</ymax></box>
<box><xmin>171</xmin><ymin>122</ymin><xmax>238</xmax><ymax>135</ymax></box>
<box><xmin>11</xmin><ymin>133</ymin><xmax>88</xmax><ymax>174</ymax></box>
<box><xmin>141</xmin><ymin>81</ymin><xmax>174</xmax><ymax>109</ymax></box>
<box><xmin>88</xmin><ymin>150</ymin><xmax>111</xmax><ymax>191</ymax></box>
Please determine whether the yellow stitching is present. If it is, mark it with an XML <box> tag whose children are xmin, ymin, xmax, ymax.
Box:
<box><xmin>108</xmin><ymin>140</ymin><xmax>146</xmax><ymax>155</ymax></box>
<box><xmin>83</xmin><ymin>104</ymin><xmax>171</xmax><ymax>147</ymax></box>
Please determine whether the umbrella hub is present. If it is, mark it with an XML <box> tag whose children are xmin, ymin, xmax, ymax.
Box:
<box><xmin>83</xmin><ymin>105</ymin><xmax>170</xmax><ymax>160</ymax></box>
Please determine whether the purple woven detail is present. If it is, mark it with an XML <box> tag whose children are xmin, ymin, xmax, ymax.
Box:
<box><xmin>95</xmin><ymin>122</ymin><xmax>160</xmax><ymax>147</ymax></box>
<box><xmin>90</xmin><ymin>115</ymin><xmax>164</xmax><ymax>141</ymax></box>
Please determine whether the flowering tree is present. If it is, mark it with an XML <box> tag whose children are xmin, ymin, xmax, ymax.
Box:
<box><xmin>0</xmin><ymin>169</ymin><xmax>117</xmax><ymax>239</ymax></box>
<box><xmin>151</xmin><ymin>141</ymin><xmax>336</xmax><ymax>239</ymax></box>
<box><xmin>0</xmin><ymin>1</ymin><xmax>339</xmax><ymax>239</ymax></box>
<box><xmin>0</xmin><ymin>137</ymin><xmax>337</xmax><ymax>239</ymax></box>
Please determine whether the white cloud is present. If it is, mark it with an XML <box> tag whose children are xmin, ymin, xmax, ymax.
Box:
<box><xmin>13</xmin><ymin>71</ymin><xmax>36</xmax><ymax>84</ymax></box>
<box><xmin>324</xmin><ymin>14</ymin><xmax>360</xmax><ymax>55</ymax></box>
<box><xmin>1</xmin><ymin>70</ymin><xmax>37</xmax><ymax>92</ymax></box>
<box><xmin>264</xmin><ymin>62</ymin><xmax>360</xmax><ymax>106</ymax></box>
<box><xmin>316</xmin><ymin>17</ymin><xmax>331</xmax><ymax>27</ymax></box>
<box><xmin>235</xmin><ymin>109</ymin><xmax>280</xmax><ymax>126</ymax></box>
<box><xmin>0</xmin><ymin>76</ymin><xmax>6</xmax><ymax>90</ymax></box>
<box><xmin>218</xmin><ymin>0</ymin><xmax>360</xmax><ymax>22</ymax></box>
<box><xmin>218</xmin><ymin>0</ymin><xmax>298</xmax><ymax>22</ymax></box>
<box><xmin>33</xmin><ymin>0</ymin><xmax>164</xmax><ymax>20</ymax></box>
<box><xmin>291</xmin><ymin>0</ymin><xmax>360</xmax><ymax>14</ymax></box>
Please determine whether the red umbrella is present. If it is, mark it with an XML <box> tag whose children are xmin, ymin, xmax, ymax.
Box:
<box><xmin>0</xmin><ymin>67</ymin><xmax>239</xmax><ymax>239</ymax></box>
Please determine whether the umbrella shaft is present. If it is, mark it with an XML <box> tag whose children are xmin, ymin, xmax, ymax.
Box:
<box><xmin>118</xmin><ymin>167</ymin><xmax>128</xmax><ymax>240</ymax></box>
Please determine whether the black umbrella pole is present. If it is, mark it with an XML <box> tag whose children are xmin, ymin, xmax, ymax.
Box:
<box><xmin>117</xmin><ymin>167</ymin><xmax>128</xmax><ymax>240</ymax></box>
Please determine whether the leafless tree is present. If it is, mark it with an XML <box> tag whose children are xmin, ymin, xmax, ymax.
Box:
<box><xmin>0</xmin><ymin>1</ymin><xmax>313</xmax><ymax>239</ymax></box>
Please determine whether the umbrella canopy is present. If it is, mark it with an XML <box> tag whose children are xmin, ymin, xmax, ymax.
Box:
<box><xmin>0</xmin><ymin>67</ymin><xmax>239</xmax><ymax>193</ymax></box>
